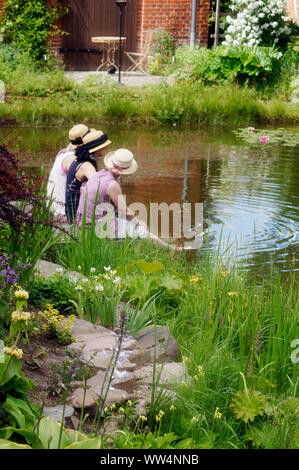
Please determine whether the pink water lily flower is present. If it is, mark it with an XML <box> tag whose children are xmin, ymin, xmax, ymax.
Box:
<box><xmin>248</xmin><ymin>127</ymin><xmax>255</xmax><ymax>132</ymax></box>
<box><xmin>259</xmin><ymin>135</ymin><xmax>269</xmax><ymax>144</ymax></box>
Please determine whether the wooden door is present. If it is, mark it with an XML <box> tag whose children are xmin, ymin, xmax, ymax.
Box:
<box><xmin>61</xmin><ymin>0</ymin><xmax>137</xmax><ymax>71</ymax></box>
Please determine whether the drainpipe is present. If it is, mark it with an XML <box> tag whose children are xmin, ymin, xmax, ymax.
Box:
<box><xmin>190</xmin><ymin>0</ymin><xmax>197</xmax><ymax>47</ymax></box>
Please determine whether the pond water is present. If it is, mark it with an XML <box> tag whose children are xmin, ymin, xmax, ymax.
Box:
<box><xmin>1</xmin><ymin>125</ymin><xmax>298</xmax><ymax>273</ymax></box>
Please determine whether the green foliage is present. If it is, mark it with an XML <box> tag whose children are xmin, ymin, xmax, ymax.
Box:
<box><xmin>0</xmin><ymin>0</ymin><xmax>67</xmax><ymax>60</ymax></box>
<box><xmin>152</xmin><ymin>25</ymin><xmax>177</xmax><ymax>64</ymax></box>
<box><xmin>174</xmin><ymin>45</ymin><xmax>298</xmax><ymax>92</ymax></box>
<box><xmin>230</xmin><ymin>388</ymin><xmax>266</xmax><ymax>424</ymax></box>
<box><xmin>0</xmin><ymin>350</ymin><xmax>40</xmax><ymax>440</ymax></box>
<box><xmin>113</xmin><ymin>428</ymin><xmax>196</xmax><ymax>449</ymax></box>
<box><xmin>246</xmin><ymin>397</ymin><xmax>299</xmax><ymax>449</ymax></box>
<box><xmin>27</xmin><ymin>273</ymin><xmax>77</xmax><ymax>314</ymax></box>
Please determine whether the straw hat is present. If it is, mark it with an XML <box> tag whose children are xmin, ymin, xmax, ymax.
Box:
<box><xmin>104</xmin><ymin>149</ymin><xmax>137</xmax><ymax>175</ymax></box>
<box><xmin>69</xmin><ymin>124</ymin><xmax>91</xmax><ymax>148</ymax></box>
<box><xmin>83</xmin><ymin>130</ymin><xmax>111</xmax><ymax>153</ymax></box>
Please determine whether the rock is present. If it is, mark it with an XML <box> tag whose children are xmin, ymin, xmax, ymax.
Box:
<box><xmin>135</xmin><ymin>326</ymin><xmax>179</xmax><ymax>363</ymax></box>
<box><xmin>102</xmin><ymin>415</ymin><xmax>123</xmax><ymax>436</ymax></box>
<box><xmin>43</xmin><ymin>405</ymin><xmax>74</xmax><ymax>423</ymax></box>
<box><xmin>72</xmin><ymin>386</ymin><xmax>130</xmax><ymax>412</ymax></box>
<box><xmin>80</xmin><ymin>349</ymin><xmax>136</xmax><ymax>371</ymax></box>
<box><xmin>35</xmin><ymin>260</ymin><xmax>82</xmax><ymax>281</ymax></box>
<box><xmin>70</xmin><ymin>318</ymin><xmax>112</xmax><ymax>338</ymax></box>
<box><xmin>135</xmin><ymin>362</ymin><xmax>188</xmax><ymax>388</ymax></box>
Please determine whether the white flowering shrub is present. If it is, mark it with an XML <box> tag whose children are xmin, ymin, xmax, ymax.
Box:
<box><xmin>223</xmin><ymin>0</ymin><xmax>294</xmax><ymax>48</ymax></box>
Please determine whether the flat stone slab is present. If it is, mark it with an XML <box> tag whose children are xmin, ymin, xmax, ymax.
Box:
<box><xmin>135</xmin><ymin>326</ymin><xmax>178</xmax><ymax>362</ymax></box>
<box><xmin>35</xmin><ymin>260</ymin><xmax>83</xmax><ymax>281</ymax></box>
<box><xmin>43</xmin><ymin>405</ymin><xmax>74</xmax><ymax>423</ymax></box>
<box><xmin>135</xmin><ymin>362</ymin><xmax>188</xmax><ymax>388</ymax></box>
<box><xmin>81</xmin><ymin>349</ymin><xmax>136</xmax><ymax>371</ymax></box>
<box><xmin>70</xmin><ymin>318</ymin><xmax>112</xmax><ymax>337</ymax></box>
<box><xmin>72</xmin><ymin>387</ymin><xmax>130</xmax><ymax>412</ymax></box>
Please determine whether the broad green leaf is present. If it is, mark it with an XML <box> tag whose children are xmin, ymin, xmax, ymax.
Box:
<box><xmin>0</xmin><ymin>355</ymin><xmax>22</xmax><ymax>386</ymax></box>
<box><xmin>230</xmin><ymin>389</ymin><xmax>266</xmax><ymax>423</ymax></box>
<box><xmin>0</xmin><ymin>439</ymin><xmax>31</xmax><ymax>449</ymax></box>
<box><xmin>38</xmin><ymin>416</ymin><xmax>69</xmax><ymax>449</ymax></box>
<box><xmin>0</xmin><ymin>427</ymin><xmax>43</xmax><ymax>448</ymax></box>
<box><xmin>64</xmin><ymin>437</ymin><xmax>102</xmax><ymax>449</ymax></box>
<box><xmin>160</xmin><ymin>275</ymin><xmax>184</xmax><ymax>291</ymax></box>
<box><xmin>135</xmin><ymin>260</ymin><xmax>164</xmax><ymax>274</ymax></box>
<box><xmin>3</xmin><ymin>397</ymin><xmax>26</xmax><ymax>428</ymax></box>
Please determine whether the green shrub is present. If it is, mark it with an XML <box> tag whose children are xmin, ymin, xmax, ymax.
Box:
<box><xmin>0</xmin><ymin>0</ymin><xmax>67</xmax><ymax>61</ymax></box>
<box><xmin>174</xmin><ymin>45</ymin><xmax>297</xmax><ymax>92</ymax></box>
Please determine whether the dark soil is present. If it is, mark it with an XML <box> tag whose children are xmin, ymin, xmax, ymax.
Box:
<box><xmin>20</xmin><ymin>332</ymin><xmax>70</xmax><ymax>407</ymax></box>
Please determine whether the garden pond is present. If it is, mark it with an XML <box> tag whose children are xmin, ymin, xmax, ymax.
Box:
<box><xmin>1</xmin><ymin>124</ymin><xmax>298</xmax><ymax>273</ymax></box>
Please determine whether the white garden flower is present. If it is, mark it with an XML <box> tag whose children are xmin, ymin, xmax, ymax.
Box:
<box><xmin>224</xmin><ymin>0</ymin><xmax>291</xmax><ymax>47</ymax></box>
<box><xmin>95</xmin><ymin>283</ymin><xmax>104</xmax><ymax>292</ymax></box>
<box><xmin>90</xmin><ymin>267</ymin><xmax>96</xmax><ymax>273</ymax></box>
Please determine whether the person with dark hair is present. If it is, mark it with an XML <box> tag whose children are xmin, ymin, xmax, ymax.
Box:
<box><xmin>47</xmin><ymin>124</ymin><xmax>92</xmax><ymax>216</ymax></box>
<box><xmin>65</xmin><ymin>129</ymin><xmax>111</xmax><ymax>223</ymax></box>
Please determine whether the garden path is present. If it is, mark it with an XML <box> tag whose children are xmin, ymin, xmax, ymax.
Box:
<box><xmin>64</xmin><ymin>71</ymin><xmax>175</xmax><ymax>87</ymax></box>
<box><xmin>35</xmin><ymin>260</ymin><xmax>188</xmax><ymax>430</ymax></box>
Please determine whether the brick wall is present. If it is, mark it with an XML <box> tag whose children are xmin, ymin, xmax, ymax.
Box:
<box><xmin>136</xmin><ymin>0</ymin><xmax>211</xmax><ymax>50</ymax></box>
<box><xmin>0</xmin><ymin>0</ymin><xmax>211</xmax><ymax>62</ymax></box>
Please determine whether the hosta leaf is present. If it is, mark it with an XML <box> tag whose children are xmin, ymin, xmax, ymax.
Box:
<box><xmin>64</xmin><ymin>437</ymin><xmax>102</xmax><ymax>449</ymax></box>
<box><xmin>0</xmin><ymin>439</ymin><xmax>31</xmax><ymax>449</ymax></box>
<box><xmin>38</xmin><ymin>416</ymin><xmax>69</xmax><ymax>449</ymax></box>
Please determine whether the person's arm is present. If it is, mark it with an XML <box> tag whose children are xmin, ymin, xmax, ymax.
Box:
<box><xmin>107</xmin><ymin>181</ymin><xmax>135</xmax><ymax>219</ymax></box>
<box><xmin>76</xmin><ymin>161</ymin><xmax>97</xmax><ymax>182</ymax></box>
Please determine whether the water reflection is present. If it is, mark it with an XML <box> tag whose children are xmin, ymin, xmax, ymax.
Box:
<box><xmin>0</xmin><ymin>125</ymin><xmax>298</xmax><ymax>272</ymax></box>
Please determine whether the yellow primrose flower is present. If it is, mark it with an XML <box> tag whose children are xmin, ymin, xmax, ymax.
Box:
<box><xmin>228</xmin><ymin>292</ymin><xmax>238</xmax><ymax>297</ymax></box>
<box><xmin>220</xmin><ymin>271</ymin><xmax>230</xmax><ymax>278</ymax></box>
<box><xmin>197</xmin><ymin>365</ymin><xmax>205</xmax><ymax>376</ymax></box>
<box><xmin>191</xmin><ymin>416</ymin><xmax>199</xmax><ymax>424</ymax></box>
<box><xmin>14</xmin><ymin>289</ymin><xmax>29</xmax><ymax>300</ymax></box>
<box><xmin>155</xmin><ymin>410</ymin><xmax>165</xmax><ymax>422</ymax></box>
<box><xmin>189</xmin><ymin>277</ymin><xmax>203</xmax><ymax>283</ymax></box>
<box><xmin>214</xmin><ymin>407</ymin><xmax>222</xmax><ymax>419</ymax></box>
<box><xmin>180</xmin><ymin>381</ymin><xmax>187</xmax><ymax>387</ymax></box>
<box><xmin>110</xmin><ymin>404</ymin><xmax>116</xmax><ymax>411</ymax></box>
<box><xmin>11</xmin><ymin>311</ymin><xmax>31</xmax><ymax>323</ymax></box>
<box><xmin>170</xmin><ymin>405</ymin><xmax>175</xmax><ymax>411</ymax></box>
<box><xmin>182</xmin><ymin>356</ymin><xmax>191</xmax><ymax>364</ymax></box>
<box><xmin>140</xmin><ymin>415</ymin><xmax>147</xmax><ymax>422</ymax></box>
<box><xmin>118</xmin><ymin>407</ymin><xmax>125</xmax><ymax>414</ymax></box>
<box><xmin>4</xmin><ymin>346</ymin><xmax>23</xmax><ymax>360</ymax></box>
<box><xmin>127</xmin><ymin>400</ymin><xmax>133</xmax><ymax>407</ymax></box>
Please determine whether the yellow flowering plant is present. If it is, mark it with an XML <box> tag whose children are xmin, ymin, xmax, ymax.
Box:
<box><xmin>31</xmin><ymin>304</ymin><xmax>75</xmax><ymax>346</ymax></box>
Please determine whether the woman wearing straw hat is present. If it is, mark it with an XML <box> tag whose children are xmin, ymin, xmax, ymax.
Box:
<box><xmin>76</xmin><ymin>148</ymin><xmax>180</xmax><ymax>251</ymax></box>
<box><xmin>47</xmin><ymin>124</ymin><xmax>92</xmax><ymax>217</ymax></box>
<box><xmin>65</xmin><ymin>129</ymin><xmax>111</xmax><ymax>223</ymax></box>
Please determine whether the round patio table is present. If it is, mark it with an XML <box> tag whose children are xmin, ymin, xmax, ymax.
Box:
<box><xmin>91</xmin><ymin>36</ymin><xmax>126</xmax><ymax>71</ymax></box>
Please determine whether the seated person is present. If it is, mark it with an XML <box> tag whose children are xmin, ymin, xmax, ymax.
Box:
<box><xmin>76</xmin><ymin>148</ymin><xmax>180</xmax><ymax>251</ymax></box>
<box><xmin>47</xmin><ymin>124</ymin><xmax>92</xmax><ymax>217</ymax></box>
<box><xmin>65</xmin><ymin>129</ymin><xmax>111</xmax><ymax>223</ymax></box>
